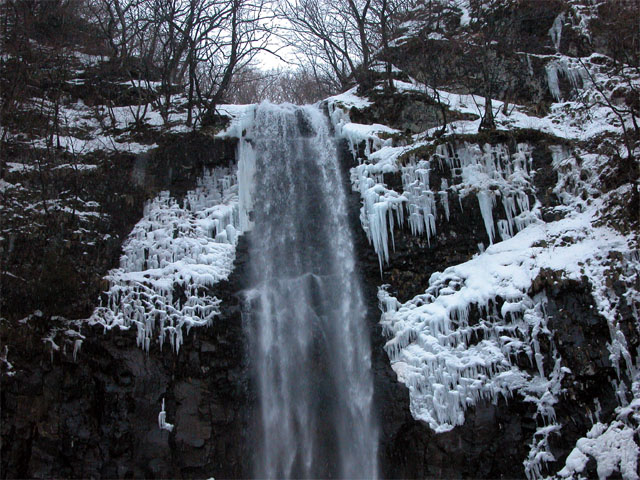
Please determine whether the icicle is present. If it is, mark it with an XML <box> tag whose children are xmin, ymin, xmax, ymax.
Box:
<box><xmin>477</xmin><ymin>190</ymin><xmax>496</xmax><ymax>244</ymax></box>
<box><xmin>73</xmin><ymin>339</ymin><xmax>82</xmax><ymax>361</ymax></box>
<box><xmin>439</xmin><ymin>179</ymin><xmax>450</xmax><ymax>222</ymax></box>
<box><xmin>502</xmin><ymin>195</ymin><xmax>516</xmax><ymax>236</ymax></box>
<box><xmin>440</xmin><ymin>192</ymin><xmax>450</xmax><ymax>222</ymax></box>
<box><xmin>89</xmin><ymin>167</ymin><xmax>234</xmax><ymax>352</ymax></box>
<box><xmin>158</xmin><ymin>398</ymin><xmax>174</xmax><ymax>432</ymax></box>
<box><xmin>548</xmin><ymin>13</ymin><xmax>565</xmax><ymax>52</ymax></box>
<box><xmin>546</xmin><ymin>63</ymin><xmax>562</xmax><ymax>101</ymax></box>
<box><xmin>545</xmin><ymin>57</ymin><xmax>590</xmax><ymax>101</ymax></box>
<box><xmin>517</xmin><ymin>191</ymin><xmax>530</xmax><ymax>214</ymax></box>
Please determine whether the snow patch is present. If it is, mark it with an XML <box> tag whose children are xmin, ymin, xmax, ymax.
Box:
<box><xmin>558</xmin><ymin>422</ymin><xmax>639</xmax><ymax>480</ymax></box>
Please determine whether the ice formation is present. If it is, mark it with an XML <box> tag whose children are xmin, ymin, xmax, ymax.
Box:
<box><xmin>377</xmin><ymin>144</ymin><xmax>639</xmax><ymax>478</ymax></box>
<box><xmin>378</xmin><ymin>217</ymin><xmax>637</xmax><ymax>477</ymax></box>
<box><xmin>324</xmin><ymin>50</ymin><xmax>640</xmax><ymax>480</ymax></box>
<box><xmin>350</xmin><ymin>138</ymin><xmax>538</xmax><ymax>270</ymax></box>
<box><xmin>90</xmin><ymin>168</ymin><xmax>241</xmax><ymax>352</ymax></box>
<box><xmin>378</xmin><ymin>253</ymin><xmax>555</xmax><ymax>436</ymax></box>
<box><xmin>353</xmin><ymin>163</ymin><xmax>406</xmax><ymax>270</ymax></box>
<box><xmin>545</xmin><ymin>56</ymin><xmax>590</xmax><ymax>102</ymax></box>
<box><xmin>548</xmin><ymin>13</ymin><xmax>565</xmax><ymax>52</ymax></box>
<box><xmin>558</xmin><ymin>421</ymin><xmax>640</xmax><ymax>480</ymax></box>
<box><xmin>158</xmin><ymin>398</ymin><xmax>174</xmax><ymax>432</ymax></box>
<box><xmin>1</xmin><ymin>346</ymin><xmax>15</xmax><ymax>377</ymax></box>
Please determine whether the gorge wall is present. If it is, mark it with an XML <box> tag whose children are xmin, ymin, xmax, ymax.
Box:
<box><xmin>3</xmin><ymin>0</ymin><xmax>640</xmax><ymax>477</ymax></box>
<box><xmin>3</xmin><ymin>97</ymin><xmax>637</xmax><ymax>478</ymax></box>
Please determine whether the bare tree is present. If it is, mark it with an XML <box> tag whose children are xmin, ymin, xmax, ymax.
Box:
<box><xmin>224</xmin><ymin>66</ymin><xmax>338</xmax><ymax>104</ymax></box>
<box><xmin>402</xmin><ymin>1</ymin><xmax>465</xmax><ymax>134</ymax></box>
<box><xmin>278</xmin><ymin>0</ymin><xmax>377</xmax><ymax>89</ymax></box>
<box><xmin>84</xmin><ymin>0</ymin><xmax>272</xmax><ymax>127</ymax></box>
<box><xmin>460</xmin><ymin>0</ymin><xmax>520</xmax><ymax>131</ymax></box>
<box><xmin>88</xmin><ymin>0</ymin><xmax>143</xmax><ymax>62</ymax></box>
<box><xmin>278</xmin><ymin>0</ymin><xmax>414</xmax><ymax>92</ymax></box>
<box><xmin>194</xmin><ymin>0</ymin><xmax>271</xmax><ymax>125</ymax></box>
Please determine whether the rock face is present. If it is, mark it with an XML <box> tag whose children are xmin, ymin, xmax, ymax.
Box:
<box><xmin>1</xmin><ymin>238</ymin><xmax>251</xmax><ymax>479</ymax></box>
<box><xmin>338</xmin><ymin>138</ymin><xmax>637</xmax><ymax>479</ymax></box>
<box><xmin>1</xmin><ymin>128</ymin><xmax>637</xmax><ymax>479</ymax></box>
<box><xmin>1</xmin><ymin>132</ymin><xmax>237</xmax><ymax>323</ymax></box>
<box><xmin>1</xmin><ymin>133</ymin><xmax>251</xmax><ymax>479</ymax></box>
<box><xmin>349</xmin><ymin>89</ymin><xmax>477</xmax><ymax>134</ymax></box>
<box><xmin>339</xmin><ymin>139</ymin><xmax>532</xmax><ymax>478</ymax></box>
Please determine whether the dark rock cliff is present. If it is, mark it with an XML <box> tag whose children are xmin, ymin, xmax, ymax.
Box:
<box><xmin>1</xmin><ymin>123</ymin><xmax>637</xmax><ymax>480</ymax></box>
<box><xmin>1</xmin><ymin>133</ymin><xmax>249</xmax><ymax>479</ymax></box>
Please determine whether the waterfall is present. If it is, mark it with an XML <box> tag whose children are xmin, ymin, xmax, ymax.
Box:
<box><xmin>243</xmin><ymin>103</ymin><xmax>378</xmax><ymax>479</ymax></box>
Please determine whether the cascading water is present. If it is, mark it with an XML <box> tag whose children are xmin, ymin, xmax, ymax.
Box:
<box><xmin>242</xmin><ymin>103</ymin><xmax>378</xmax><ymax>479</ymax></box>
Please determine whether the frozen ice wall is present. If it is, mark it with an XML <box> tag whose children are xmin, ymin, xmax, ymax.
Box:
<box><xmin>90</xmin><ymin>168</ymin><xmax>241</xmax><ymax>352</ymax></box>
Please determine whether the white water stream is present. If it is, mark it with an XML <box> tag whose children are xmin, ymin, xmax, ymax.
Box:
<box><xmin>243</xmin><ymin>103</ymin><xmax>378</xmax><ymax>479</ymax></box>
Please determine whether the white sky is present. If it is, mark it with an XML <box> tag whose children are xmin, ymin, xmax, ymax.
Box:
<box><xmin>253</xmin><ymin>15</ymin><xmax>298</xmax><ymax>71</ymax></box>
<box><xmin>255</xmin><ymin>46</ymin><xmax>295</xmax><ymax>70</ymax></box>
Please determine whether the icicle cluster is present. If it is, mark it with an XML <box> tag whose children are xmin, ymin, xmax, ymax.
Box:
<box><xmin>379</xmin><ymin>277</ymin><xmax>563</xmax><ymax>431</ymax></box>
<box><xmin>545</xmin><ymin>56</ymin><xmax>590</xmax><ymax>101</ymax></box>
<box><xmin>352</xmin><ymin>162</ymin><xmax>406</xmax><ymax>270</ymax></box>
<box><xmin>379</xmin><ymin>266</ymin><xmax>568</xmax><ymax>478</ymax></box>
<box><xmin>402</xmin><ymin>159</ymin><xmax>438</xmax><ymax>242</ymax></box>
<box><xmin>443</xmin><ymin>142</ymin><xmax>536</xmax><ymax>243</ymax></box>
<box><xmin>353</xmin><ymin>141</ymin><xmax>538</xmax><ymax>270</ymax></box>
<box><xmin>40</xmin><ymin>319</ymin><xmax>86</xmax><ymax>363</ymax></box>
<box><xmin>90</xmin><ymin>168</ymin><xmax>241</xmax><ymax>353</ymax></box>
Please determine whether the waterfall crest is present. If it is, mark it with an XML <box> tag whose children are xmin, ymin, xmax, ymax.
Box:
<box><xmin>243</xmin><ymin>103</ymin><xmax>378</xmax><ymax>479</ymax></box>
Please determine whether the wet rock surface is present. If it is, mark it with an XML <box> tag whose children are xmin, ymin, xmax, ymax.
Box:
<box><xmin>1</xmin><ymin>135</ymin><xmax>635</xmax><ymax>479</ymax></box>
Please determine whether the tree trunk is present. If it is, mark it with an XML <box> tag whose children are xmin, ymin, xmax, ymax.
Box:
<box><xmin>380</xmin><ymin>0</ymin><xmax>393</xmax><ymax>92</ymax></box>
<box><xmin>186</xmin><ymin>54</ymin><xmax>195</xmax><ymax>127</ymax></box>
<box><xmin>479</xmin><ymin>95</ymin><xmax>496</xmax><ymax>131</ymax></box>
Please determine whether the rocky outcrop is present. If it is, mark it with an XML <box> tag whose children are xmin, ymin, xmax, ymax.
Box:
<box><xmin>339</xmin><ymin>136</ymin><xmax>638</xmax><ymax>478</ymax></box>
<box><xmin>1</xmin><ymin>132</ymin><xmax>247</xmax><ymax>479</ymax></box>
<box><xmin>1</xmin><ymin>237</ymin><xmax>250</xmax><ymax>479</ymax></box>
<box><xmin>1</xmin><ymin>132</ymin><xmax>237</xmax><ymax>323</ymax></box>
